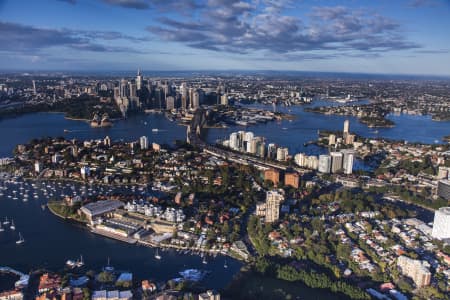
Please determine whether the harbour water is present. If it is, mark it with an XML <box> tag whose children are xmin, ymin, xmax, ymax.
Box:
<box><xmin>0</xmin><ymin>101</ymin><xmax>448</xmax><ymax>293</ymax></box>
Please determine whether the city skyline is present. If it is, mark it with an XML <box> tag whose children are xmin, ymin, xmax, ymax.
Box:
<box><xmin>1</xmin><ymin>0</ymin><xmax>450</xmax><ymax>75</ymax></box>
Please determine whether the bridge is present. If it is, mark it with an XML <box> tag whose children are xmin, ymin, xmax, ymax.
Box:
<box><xmin>187</xmin><ymin>109</ymin><xmax>310</xmax><ymax>174</ymax></box>
<box><xmin>0</xmin><ymin>266</ymin><xmax>29</xmax><ymax>287</ymax></box>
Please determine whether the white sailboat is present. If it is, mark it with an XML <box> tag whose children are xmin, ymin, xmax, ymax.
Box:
<box><xmin>16</xmin><ymin>232</ymin><xmax>25</xmax><ymax>244</ymax></box>
<box><xmin>76</xmin><ymin>255</ymin><xmax>84</xmax><ymax>267</ymax></box>
<box><xmin>10</xmin><ymin>219</ymin><xmax>15</xmax><ymax>230</ymax></box>
<box><xmin>154</xmin><ymin>248</ymin><xmax>162</xmax><ymax>260</ymax></box>
<box><xmin>0</xmin><ymin>223</ymin><xmax>4</xmax><ymax>232</ymax></box>
<box><xmin>3</xmin><ymin>216</ymin><xmax>9</xmax><ymax>225</ymax></box>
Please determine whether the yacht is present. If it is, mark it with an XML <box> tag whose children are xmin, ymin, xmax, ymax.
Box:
<box><xmin>10</xmin><ymin>220</ymin><xmax>15</xmax><ymax>230</ymax></box>
<box><xmin>154</xmin><ymin>248</ymin><xmax>162</xmax><ymax>260</ymax></box>
<box><xmin>16</xmin><ymin>232</ymin><xmax>25</xmax><ymax>245</ymax></box>
<box><xmin>103</xmin><ymin>257</ymin><xmax>114</xmax><ymax>272</ymax></box>
<box><xmin>66</xmin><ymin>259</ymin><xmax>77</xmax><ymax>269</ymax></box>
<box><xmin>3</xmin><ymin>217</ymin><xmax>9</xmax><ymax>225</ymax></box>
<box><xmin>76</xmin><ymin>255</ymin><xmax>84</xmax><ymax>267</ymax></box>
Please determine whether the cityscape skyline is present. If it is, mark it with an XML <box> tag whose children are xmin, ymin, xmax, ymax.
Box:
<box><xmin>0</xmin><ymin>0</ymin><xmax>450</xmax><ymax>75</ymax></box>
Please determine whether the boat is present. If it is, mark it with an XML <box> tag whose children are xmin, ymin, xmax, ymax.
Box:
<box><xmin>224</xmin><ymin>258</ymin><xmax>228</xmax><ymax>269</ymax></box>
<box><xmin>0</xmin><ymin>223</ymin><xmax>4</xmax><ymax>232</ymax></box>
<box><xmin>202</xmin><ymin>256</ymin><xmax>207</xmax><ymax>265</ymax></box>
<box><xmin>10</xmin><ymin>219</ymin><xmax>15</xmax><ymax>230</ymax></box>
<box><xmin>66</xmin><ymin>260</ymin><xmax>77</xmax><ymax>268</ymax></box>
<box><xmin>103</xmin><ymin>257</ymin><xmax>114</xmax><ymax>272</ymax></box>
<box><xmin>3</xmin><ymin>217</ymin><xmax>9</xmax><ymax>225</ymax></box>
<box><xmin>152</xmin><ymin>128</ymin><xmax>159</xmax><ymax>132</ymax></box>
<box><xmin>16</xmin><ymin>232</ymin><xmax>25</xmax><ymax>244</ymax></box>
<box><xmin>76</xmin><ymin>255</ymin><xmax>84</xmax><ymax>267</ymax></box>
<box><xmin>155</xmin><ymin>248</ymin><xmax>162</xmax><ymax>260</ymax></box>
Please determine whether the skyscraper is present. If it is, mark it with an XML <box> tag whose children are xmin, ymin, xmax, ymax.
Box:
<box><xmin>140</xmin><ymin>136</ymin><xmax>149</xmax><ymax>150</ymax></box>
<box><xmin>136</xmin><ymin>69</ymin><xmax>143</xmax><ymax>91</ymax></box>
<box><xmin>32</xmin><ymin>80</ymin><xmax>36</xmax><ymax>95</ymax></box>
<box><xmin>330</xmin><ymin>152</ymin><xmax>343</xmax><ymax>173</ymax></box>
<box><xmin>343</xmin><ymin>119</ymin><xmax>350</xmax><ymax>137</ymax></box>
<box><xmin>129</xmin><ymin>83</ymin><xmax>137</xmax><ymax>98</ymax></box>
<box><xmin>265</xmin><ymin>190</ymin><xmax>284</xmax><ymax>223</ymax></box>
<box><xmin>318</xmin><ymin>155</ymin><xmax>331</xmax><ymax>173</ymax></box>
<box><xmin>120</xmin><ymin>79</ymin><xmax>127</xmax><ymax>98</ymax></box>
<box><xmin>341</xmin><ymin>150</ymin><xmax>355</xmax><ymax>175</ymax></box>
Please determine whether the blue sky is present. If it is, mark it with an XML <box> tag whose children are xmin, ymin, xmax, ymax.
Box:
<box><xmin>0</xmin><ymin>0</ymin><xmax>449</xmax><ymax>75</ymax></box>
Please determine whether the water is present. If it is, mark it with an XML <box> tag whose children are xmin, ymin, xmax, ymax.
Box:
<box><xmin>0</xmin><ymin>180</ymin><xmax>241</xmax><ymax>290</ymax></box>
<box><xmin>204</xmin><ymin>100</ymin><xmax>450</xmax><ymax>170</ymax></box>
<box><xmin>0</xmin><ymin>103</ymin><xmax>448</xmax><ymax>293</ymax></box>
<box><xmin>0</xmin><ymin>112</ymin><xmax>185</xmax><ymax>157</ymax></box>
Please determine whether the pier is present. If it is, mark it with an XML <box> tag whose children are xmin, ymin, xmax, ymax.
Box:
<box><xmin>0</xmin><ymin>266</ymin><xmax>29</xmax><ymax>287</ymax></box>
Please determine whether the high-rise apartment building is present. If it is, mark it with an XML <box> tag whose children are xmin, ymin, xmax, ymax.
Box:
<box><xmin>318</xmin><ymin>154</ymin><xmax>331</xmax><ymax>173</ymax></box>
<box><xmin>397</xmin><ymin>256</ymin><xmax>431</xmax><ymax>288</ymax></box>
<box><xmin>265</xmin><ymin>190</ymin><xmax>284</xmax><ymax>223</ymax></box>
<box><xmin>432</xmin><ymin>207</ymin><xmax>450</xmax><ymax>240</ymax></box>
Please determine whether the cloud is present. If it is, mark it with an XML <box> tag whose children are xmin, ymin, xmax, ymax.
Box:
<box><xmin>408</xmin><ymin>0</ymin><xmax>440</xmax><ymax>7</ymax></box>
<box><xmin>101</xmin><ymin>0</ymin><xmax>149</xmax><ymax>9</ymax></box>
<box><xmin>57</xmin><ymin>0</ymin><xmax>77</xmax><ymax>4</ymax></box>
<box><xmin>147</xmin><ymin>2</ymin><xmax>421</xmax><ymax>59</ymax></box>
<box><xmin>0</xmin><ymin>21</ymin><xmax>149</xmax><ymax>54</ymax></box>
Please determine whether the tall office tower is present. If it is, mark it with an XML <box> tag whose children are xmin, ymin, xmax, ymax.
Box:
<box><xmin>188</xmin><ymin>88</ymin><xmax>195</xmax><ymax>109</ymax></box>
<box><xmin>136</xmin><ymin>69</ymin><xmax>143</xmax><ymax>91</ymax></box>
<box><xmin>341</xmin><ymin>149</ymin><xmax>355</xmax><ymax>175</ymax></box>
<box><xmin>330</xmin><ymin>152</ymin><xmax>343</xmax><ymax>173</ymax></box>
<box><xmin>129</xmin><ymin>83</ymin><xmax>137</xmax><ymax>98</ymax></box>
<box><xmin>432</xmin><ymin>207</ymin><xmax>450</xmax><ymax>240</ymax></box>
<box><xmin>237</xmin><ymin>131</ymin><xmax>246</xmax><ymax>151</ymax></box>
<box><xmin>192</xmin><ymin>90</ymin><xmax>200</xmax><ymax>109</ymax></box>
<box><xmin>328</xmin><ymin>134</ymin><xmax>336</xmax><ymax>146</ymax></box>
<box><xmin>120</xmin><ymin>79</ymin><xmax>127</xmax><ymax>98</ymax></box>
<box><xmin>113</xmin><ymin>87</ymin><xmax>120</xmax><ymax>100</ymax></box>
<box><xmin>220</xmin><ymin>94</ymin><xmax>228</xmax><ymax>105</ymax></box>
<box><xmin>318</xmin><ymin>154</ymin><xmax>331</xmax><ymax>173</ymax></box>
<box><xmin>437</xmin><ymin>180</ymin><xmax>450</xmax><ymax>200</ymax></box>
<box><xmin>166</xmin><ymin>96</ymin><xmax>175</xmax><ymax>110</ymax></box>
<box><xmin>343</xmin><ymin>119</ymin><xmax>350</xmax><ymax>137</ymax></box>
<box><xmin>140</xmin><ymin>136</ymin><xmax>149</xmax><ymax>150</ymax></box>
<box><xmin>265</xmin><ymin>190</ymin><xmax>284</xmax><ymax>223</ymax></box>
<box><xmin>267</xmin><ymin>143</ymin><xmax>277</xmax><ymax>159</ymax></box>
<box><xmin>32</xmin><ymin>80</ymin><xmax>36</xmax><ymax>95</ymax></box>
<box><xmin>229</xmin><ymin>132</ymin><xmax>239</xmax><ymax>150</ymax></box>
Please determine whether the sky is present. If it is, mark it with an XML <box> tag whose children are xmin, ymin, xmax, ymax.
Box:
<box><xmin>0</xmin><ymin>0</ymin><xmax>449</xmax><ymax>75</ymax></box>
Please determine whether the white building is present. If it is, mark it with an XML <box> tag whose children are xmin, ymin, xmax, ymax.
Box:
<box><xmin>318</xmin><ymin>155</ymin><xmax>331</xmax><ymax>173</ymax></box>
<box><xmin>432</xmin><ymin>207</ymin><xmax>450</xmax><ymax>240</ymax></box>
<box><xmin>140</xmin><ymin>136</ymin><xmax>149</xmax><ymax>150</ymax></box>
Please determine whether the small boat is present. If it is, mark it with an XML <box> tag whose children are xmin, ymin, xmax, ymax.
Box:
<box><xmin>76</xmin><ymin>255</ymin><xmax>84</xmax><ymax>267</ymax></box>
<box><xmin>66</xmin><ymin>260</ymin><xmax>77</xmax><ymax>268</ymax></box>
<box><xmin>3</xmin><ymin>217</ymin><xmax>9</xmax><ymax>225</ymax></box>
<box><xmin>103</xmin><ymin>257</ymin><xmax>114</xmax><ymax>272</ymax></box>
<box><xmin>10</xmin><ymin>220</ymin><xmax>15</xmax><ymax>230</ymax></box>
<box><xmin>16</xmin><ymin>232</ymin><xmax>25</xmax><ymax>245</ymax></box>
<box><xmin>202</xmin><ymin>256</ymin><xmax>207</xmax><ymax>265</ymax></box>
<box><xmin>224</xmin><ymin>258</ymin><xmax>228</xmax><ymax>269</ymax></box>
<box><xmin>0</xmin><ymin>223</ymin><xmax>4</xmax><ymax>232</ymax></box>
<box><xmin>152</xmin><ymin>128</ymin><xmax>159</xmax><ymax>132</ymax></box>
<box><xmin>155</xmin><ymin>248</ymin><xmax>162</xmax><ymax>260</ymax></box>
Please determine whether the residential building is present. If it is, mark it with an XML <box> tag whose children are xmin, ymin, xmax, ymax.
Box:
<box><xmin>397</xmin><ymin>256</ymin><xmax>431</xmax><ymax>288</ymax></box>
